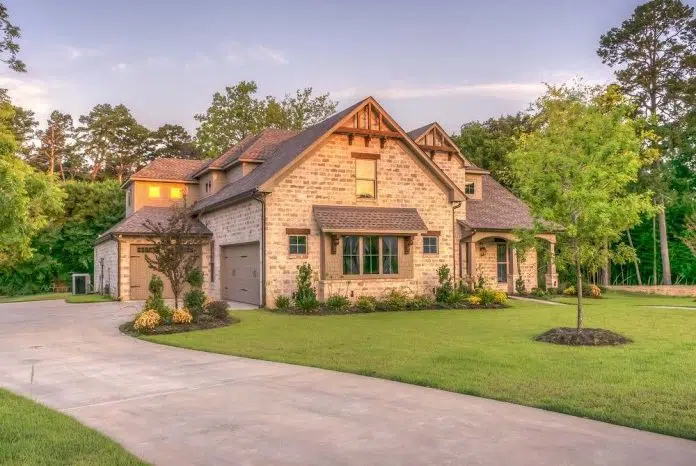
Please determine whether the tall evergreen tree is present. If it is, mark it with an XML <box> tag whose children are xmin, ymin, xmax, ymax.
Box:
<box><xmin>598</xmin><ymin>0</ymin><xmax>696</xmax><ymax>285</ymax></box>
<box><xmin>146</xmin><ymin>124</ymin><xmax>199</xmax><ymax>161</ymax></box>
<box><xmin>34</xmin><ymin>111</ymin><xmax>75</xmax><ymax>179</ymax></box>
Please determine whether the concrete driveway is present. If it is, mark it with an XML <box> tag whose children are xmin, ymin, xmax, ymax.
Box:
<box><xmin>1</xmin><ymin>300</ymin><xmax>695</xmax><ymax>466</ymax></box>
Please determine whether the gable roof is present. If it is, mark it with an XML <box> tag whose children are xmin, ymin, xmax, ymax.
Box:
<box><xmin>313</xmin><ymin>205</ymin><xmax>428</xmax><ymax>233</ymax></box>
<box><xmin>192</xmin><ymin>97</ymin><xmax>464</xmax><ymax>214</ymax></box>
<box><xmin>126</xmin><ymin>158</ymin><xmax>208</xmax><ymax>186</ymax></box>
<box><xmin>459</xmin><ymin>175</ymin><xmax>537</xmax><ymax>232</ymax></box>
<box><xmin>407</xmin><ymin>122</ymin><xmax>489</xmax><ymax>174</ymax></box>
<box><xmin>95</xmin><ymin>206</ymin><xmax>211</xmax><ymax>244</ymax></box>
<box><xmin>197</xmin><ymin>128</ymin><xmax>299</xmax><ymax>175</ymax></box>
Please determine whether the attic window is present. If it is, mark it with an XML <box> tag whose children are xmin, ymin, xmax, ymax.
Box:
<box><xmin>148</xmin><ymin>186</ymin><xmax>161</xmax><ymax>198</ymax></box>
<box><xmin>465</xmin><ymin>182</ymin><xmax>475</xmax><ymax>195</ymax></box>
<box><xmin>170</xmin><ymin>187</ymin><xmax>184</xmax><ymax>199</ymax></box>
<box><xmin>356</xmin><ymin>159</ymin><xmax>376</xmax><ymax>199</ymax></box>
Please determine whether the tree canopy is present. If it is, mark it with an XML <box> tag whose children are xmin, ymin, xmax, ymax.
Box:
<box><xmin>194</xmin><ymin>81</ymin><xmax>337</xmax><ymax>157</ymax></box>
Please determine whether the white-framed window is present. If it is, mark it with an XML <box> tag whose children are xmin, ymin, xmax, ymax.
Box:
<box><xmin>356</xmin><ymin>159</ymin><xmax>376</xmax><ymax>199</ymax></box>
<box><xmin>423</xmin><ymin>236</ymin><xmax>438</xmax><ymax>254</ymax></box>
<box><xmin>289</xmin><ymin>235</ymin><xmax>307</xmax><ymax>255</ymax></box>
<box><xmin>465</xmin><ymin>182</ymin><xmax>475</xmax><ymax>195</ymax></box>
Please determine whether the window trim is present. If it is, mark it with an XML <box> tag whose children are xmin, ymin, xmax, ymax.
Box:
<box><xmin>465</xmin><ymin>182</ymin><xmax>475</xmax><ymax>195</ymax></box>
<box><xmin>497</xmin><ymin>243</ymin><xmax>508</xmax><ymax>283</ymax></box>
<box><xmin>355</xmin><ymin>158</ymin><xmax>377</xmax><ymax>199</ymax></box>
<box><xmin>289</xmin><ymin>235</ymin><xmax>307</xmax><ymax>255</ymax></box>
<box><xmin>423</xmin><ymin>236</ymin><xmax>438</xmax><ymax>254</ymax></box>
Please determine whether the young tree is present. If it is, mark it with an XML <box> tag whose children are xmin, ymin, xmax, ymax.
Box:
<box><xmin>194</xmin><ymin>81</ymin><xmax>336</xmax><ymax>157</ymax></box>
<box><xmin>683</xmin><ymin>213</ymin><xmax>696</xmax><ymax>257</ymax></box>
<box><xmin>509</xmin><ymin>84</ymin><xmax>654</xmax><ymax>332</ymax></box>
<box><xmin>34</xmin><ymin>111</ymin><xmax>75</xmax><ymax>179</ymax></box>
<box><xmin>9</xmin><ymin>104</ymin><xmax>37</xmax><ymax>159</ymax></box>
<box><xmin>598</xmin><ymin>0</ymin><xmax>696</xmax><ymax>284</ymax></box>
<box><xmin>0</xmin><ymin>3</ymin><xmax>25</xmax><ymax>72</ymax></box>
<box><xmin>143</xmin><ymin>202</ymin><xmax>207</xmax><ymax>309</ymax></box>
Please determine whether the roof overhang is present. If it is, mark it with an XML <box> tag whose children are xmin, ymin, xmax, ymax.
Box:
<box><xmin>313</xmin><ymin>205</ymin><xmax>428</xmax><ymax>234</ymax></box>
<box><xmin>121</xmin><ymin>177</ymin><xmax>199</xmax><ymax>189</ymax></box>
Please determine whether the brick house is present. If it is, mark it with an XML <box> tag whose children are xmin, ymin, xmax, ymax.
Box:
<box><xmin>94</xmin><ymin>97</ymin><xmax>557</xmax><ymax>305</ymax></box>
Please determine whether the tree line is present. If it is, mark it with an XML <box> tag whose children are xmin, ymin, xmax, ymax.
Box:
<box><xmin>455</xmin><ymin>0</ymin><xmax>696</xmax><ymax>286</ymax></box>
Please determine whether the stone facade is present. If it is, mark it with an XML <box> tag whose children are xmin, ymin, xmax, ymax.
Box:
<box><xmin>94</xmin><ymin>239</ymin><xmax>119</xmax><ymax>297</ymax></box>
<box><xmin>608</xmin><ymin>285</ymin><xmax>696</xmax><ymax>297</ymax></box>
<box><xmin>263</xmin><ymin>134</ymin><xmax>456</xmax><ymax>304</ymax></box>
<box><xmin>200</xmin><ymin>199</ymin><xmax>262</xmax><ymax>300</ymax></box>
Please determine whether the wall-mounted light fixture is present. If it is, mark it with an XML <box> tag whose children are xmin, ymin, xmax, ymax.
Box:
<box><xmin>479</xmin><ymin>246</ymin><xmax>487</xmax><ymax>257</ymax></box>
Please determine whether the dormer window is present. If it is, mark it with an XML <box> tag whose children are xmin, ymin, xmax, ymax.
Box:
<box><xmin>148</xmin><ymin>186</ymin><xmax>161</xmax><ymax>198</ymax></box>
<box><xmin>171</xmin><ymin>187</ymin><xmax>184</xmax><ymax>199</ymax></box>
<box><xmin>356</xmin><ymin>159</ymin><xmax>376</xmax><ymax>199</ymax></box>
<box><xmin>205</xmin><ymin>180</ymin><xmax>212</xmax><ymax>193</ymax></box>
<box><xmin>465</xmin><ymin>182</ymin><xmax>475</xmax><ymax>195</ymax></box>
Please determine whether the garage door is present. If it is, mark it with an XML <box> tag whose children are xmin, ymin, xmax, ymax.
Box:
<box><xmin>221</xmin><ymin>242</ymin><xmax>260</xmax><ymax>305</ymax></box>
<box><xmin>129</xmin><ymin>245</ymin><xmax>201</xmax><ymax>300</ymax></box>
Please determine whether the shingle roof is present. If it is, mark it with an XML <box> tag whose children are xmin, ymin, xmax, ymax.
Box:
<box><xmin>406</xmin><ymin>123</ymin><xmax>434</xmax><ymax>141</ymax></box>
<box><xmin>96</xmin><ymin>206</ymin><xmax>211</xmax><ymax>242</ymax></box>
<box><xmin>206</xmin><ymin>129</ymin><xmax>298</xmax><ymax>171</ymax></box>
<box><xmin>313</xmin><ymin>205</ymin><xmax>428</xmax><ymax>233</ymax></box>
<box><xmin>191</xmin><ymin>99</ymin><xmax>367</xmax><ymax>213</ymax></box>
<box><xmin>129</xmin><ymin>158</ymin><xmax>208</xmax><ymax>182</ymax></box>
<box><xmin>459</xmin><ymin>175</ymin><xmax>536</xmax><ymax>232</ymax></box>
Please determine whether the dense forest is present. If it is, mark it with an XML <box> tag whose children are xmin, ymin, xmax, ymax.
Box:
<box><xmin>1</xmin><ymin>0</ymin><xmax>695</xmax><ymax>295</ymax></box>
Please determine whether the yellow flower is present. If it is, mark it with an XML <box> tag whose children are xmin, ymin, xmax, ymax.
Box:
<box><xmin>134</xmin><ymin>309</ymin><xmax>160</xmax><ymax>332</ymax></box>
<box><xmin>172</xmin><ymin>308</ymin><xmax>193</xmax><ymax>324</ymax></box>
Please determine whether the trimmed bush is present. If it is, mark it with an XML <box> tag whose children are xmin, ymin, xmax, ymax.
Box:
<box><xmin>589</xmin><ymin>284</ymin><xmax>602</xmax><ymax>298</ymax></box>
<box><xmin>467</xmin><ymin>295</ymin><xmax>482</xmax><ymax>305</ymax></box>
<box><xmin>172</xmin><ymin>308</ymin><xmax>193</xmax><ymax>324</ymax></box>
<box><xmin>564</xmin><ymin>286</ymin><xmax>576</xmax><ymax>296</ymax></box>
<box><xmin>356</xmin><ymin>296</ymin><xmax>377</xmax><ymax>313</ymax></box>
<box><xmin>326</xmin><ymin>295</ymin><xmax>351</xmax><ymax>312</ymax></box>
<box><xmin>478</xmin><ymin>288</ymin><xmax>496</xmax><ymax>305</ymax></box>
<box><xmin>410</xmin><ymin>294</ymin><xmax>435</xmax><ymax>310</ymax></box>
<box><xmin>435</xmin><ymin>265</ymin><xmax>454</xmax><ymax>303</ymax></box>
<box><xmin>206</xmin><ymin>300</ymin><xmax>229</xmax><ymax>321</ymax></box>
<box><xmin>493</xmin><ymin>291</ymin><xmax>507</xmax><ymax>304</ymax></box>
<box><xmin>186</xmin><ymin>268</ymin><xmax>204</xmax><ymax>288</ymax></box>
<box><xmin>274</xmin><ymin>295</ymin><xmax>291</xmax><ymax>310</ymax></box>
<box><xmin>184</xmin><ymin>289</ymin><xmax>206</xmax><ymax>320</ymax></box>
<box><xmin>144</xmin><ymin>276</ymin><xmax>170</xmax><ymax>322</ymax></box>
<box><xmin>377</xmin><ymin>290</ymin><xmax>410</xmax><ymax>312</ymax></box>
<box><xmin>134</xmin><ymin>309</ymin><xmax>160</xmax><ymax>332</ymax></box>
<box><xmin>294</xmin><ymin>263</ymin><xmax>319</xmax><ymax>312</ymax></box>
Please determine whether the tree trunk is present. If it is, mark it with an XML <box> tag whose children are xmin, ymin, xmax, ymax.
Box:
<box><xmin>626</xmin><ymin>229</ymin><xmax>642</xmax><ymax>285</ymax></box>
<box><xmin>600</xmin><ymin>239</ymin><xmax>610</xmax><ymax>286</ymax></box>
<box><xmin>653</xmin><ymin>216</ymin><xmax>658</xmax><ymax>285</ymax></box>
<box><xmin>658</xmin><ymin>206</ymin><xmax>672</xmax><ymax>285</ymax></box>
<box><xmin>576</xmin><ymin>257</ymin><xmax>583</xmax><ymax>331</ymax></box>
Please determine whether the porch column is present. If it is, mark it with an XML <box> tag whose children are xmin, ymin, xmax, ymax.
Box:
<box><xmin>467</xmin><ymin>241</ymin><xmax>476</xmax><ymax>279</ymax></box>
<box><xmin>507</xmin><ymin>243</ymin><xmax>515</xmax><ymax>294</ymax></box>
<box><xmin>545</xmin><ymin>242</ymin><xmax>558</xmax><ymax>289</ymax></box>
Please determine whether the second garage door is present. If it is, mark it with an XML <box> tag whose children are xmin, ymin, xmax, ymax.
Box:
<box><xmin>221</xmin><ymin>242</ymin><xmax>260</xmax><ymax>305</ymax></box>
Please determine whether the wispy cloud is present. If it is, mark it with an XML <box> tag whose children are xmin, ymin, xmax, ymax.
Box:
<box><xmin>221</xmin><ymin>42</ymin><xmax>289</xmax><ymax>65</ymax></box>
<box><xmin>250</xmin><ymin>45</ymin><xmax>288</xmax><ymax>65</ymax></box>
<box><xmin>62</xmin><ymin>45</ymin><xmax>105</xmax><ymax>60</ymax></box>
<box><xmin>0</xmin><ymin>75</ymin><xmax>61</xmax><ymax>121</ymax></box>
<box><xmin>112</xmin><ymin>63</ymin><xmax>128</xmax><ymax>71</ymax></box>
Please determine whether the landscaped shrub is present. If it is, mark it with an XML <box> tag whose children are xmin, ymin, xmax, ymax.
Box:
<box><xmin>184</xmin><ymin>268</ymin><xmax>206</xmax><ymax>321</ymax></box>
<box><xmin>515</xmin><ymin>277</ymin><xmax>526</xmax><ymax>295</ymax></box>
<box><xmin>206</xmin><ymin>300</ymin><xmax>229</xmax><ymax>321</ymax></box>
<box><xmin>274</xmin><ymin>295</ymin><xmax>291</xmax><ymax>310</ymax></box>
<box><xmin>435</xmin><ymin>265</ymin><xmax>454</xmax><ymax>303</ymax></box>
<box><xmin>531</xmin><ymin>287</ymin><xmax>549</xmax><ymax>298</ymax></box>
<box><xmin>377</xmin><ymin>289</ymin><xmax>410</xmax><ymax>312</ymax></box>
<box><xmin>410</xmin><ymin>294</ymin><xmax>435</xmax><ymax>310</ymax></box>
<box><xmin>356</xmin><ymin>296</ymin><xmax>377</xmax><ymax>313</ymax></box>
<box><xmin>589</xmin><ymin>284</ymin><xmax>602</xmax><ymax>298</ymax></box>
<box><xmin>172</xmin><ymin>308</ymin><xmax>193</xmax><ymax>324</ymax></box>
<box><xmin>144</xmin><ymin>276</ymin><xmax>171</xmax><ymax>323</ymax></box>
<box><xmin>446</xmin><ymin>290</ymin><xmax>468</xmax><ymax>306</ymax></box>
<box><xmin>478</xmin><ymin>288</ymin><xmax>497</xmax><ymax>305</ymax></box>
<box><xmin>563</xmin><ymin>285</ymin><xmax>576</xmax><ymax>296</ymax></box>
<box><xmin>467</xmin><ymin>295</ymin><xmax>482</xmax><ymax>305</ymax></box>
<box><xmin>326</xmin><ymin>294</ymin><xmax>351</xmax><ymax>312</ymax></box>
<box><xmin>134</xmin><ymin>309</ymin><xmax>161</xmax><ymax>332</ymax></box>
<box><xmin>493</xmin><ymin>291</ymin><xmax>508</xmax><ymax>304</ymax></box>
<box><xmin>294</xmin><ymin>263</ymin><xmax>319</xmax><ymax>312</ymax></box>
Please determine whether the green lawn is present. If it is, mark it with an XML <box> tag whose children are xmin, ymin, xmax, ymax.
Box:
<box><xmin>0</xmin><ymin>389</ymin><xmax>145</xmax><ymax>465</ymax></box>
<box><xmin>65</xmin><ymin>294</ymin><xmax>115</xmax><ymax>304</ymax></box>
<box><xmin>0</xmin><ymin>292</ymin><xmax>70</xmax><ymax>303</ymax></box>
<box><xmin>146</xmin><ymin>292</ymin><xmax>696</xmax><ymax>440</ymax></box>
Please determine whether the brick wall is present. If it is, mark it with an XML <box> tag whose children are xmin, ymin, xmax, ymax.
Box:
<box><xmin>94</xmin><ymin>239</ymin><xmax>119</xmax><ymax>297</ymax></box>
<box><xmin>200</xmin><ymin>199</ymin><xmax>262</xmax><ymax>300</ymax></box>
<box><xmin>264</xmin><ymin>134</ymin><xmax>455</xmax><ymax>304</ymax></box>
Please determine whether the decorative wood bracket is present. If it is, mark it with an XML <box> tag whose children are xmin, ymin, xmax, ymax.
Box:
<box><xmin>330</xmin><ymin>234</ymin><xmax>340</xmax><ymax>255</ymax></box>
<box><xmin>364</xmin><ymin>135</ymin><xmax>371</xmax><ymax>147</ymax></box>
<box><xmin>380</xmin><ymin>137</ymin><xmax>386</xmax><ymax>149</ymax></box>
<box><xmin>348</xmin><ymin>134</ymin><xmax>354</xmax><ymax>146</ymax></box>
<box><xmin>404</xmin><ymin>236</ymin><xmax>414</xmax><ymax>255</ymax></box>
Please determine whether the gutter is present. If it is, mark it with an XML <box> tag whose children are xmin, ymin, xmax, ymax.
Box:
<box><xmin>452</xmin><ymin>201</ymin><xmax>462</xmax><ymax>281</ymax></box>
<box><xmin>252</xmin><ymin>192</ymin><xmax>267</xmax><ymax>308</ymax></box>
<box><xmin>193</xmin><ymin>188</ymin><xmax>258</xmax><ymax>216</ymax></box>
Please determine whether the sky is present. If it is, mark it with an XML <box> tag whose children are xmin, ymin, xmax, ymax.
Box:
<box><xmin>2</xmin><ymin>0</ymin><xmax>683</xmax><ymax>135</ymax></box>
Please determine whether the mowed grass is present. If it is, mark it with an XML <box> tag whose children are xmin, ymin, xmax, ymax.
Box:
<box><xmin>65</xmin><ymin>294</ymin><xmax>115</xmax><ymax>304</ymax></box>
<box><xmin>146</xmin><ymin>292</ymin><xmax>696</xmax><ymax>440</ymax></box>
<box><xmin>0</xmin><ymin>389</ymin><xmax>145</xmax><ymax>465</ymax></box>
<box><xmin>0</xmin><ymin>293</ymin><xmax>69</xmax><ymax>303</ymax></box>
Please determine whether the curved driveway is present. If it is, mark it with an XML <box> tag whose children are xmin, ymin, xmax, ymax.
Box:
<box><xmin>1</xmin><ymin>300</ymin><xmax>695</xmax><ymax>465</ymax></box>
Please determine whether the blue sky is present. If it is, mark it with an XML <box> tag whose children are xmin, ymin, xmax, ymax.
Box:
<box><xmin>2</xmin><ymin>0</ymin><xmax>676</xmax><ymax>134</ymax></box>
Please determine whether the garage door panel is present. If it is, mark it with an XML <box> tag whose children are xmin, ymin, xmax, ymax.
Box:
<box><xmin>221</xmin><ymin>243</ymin><xmax>260</xmax><ymax>305</ymax></box>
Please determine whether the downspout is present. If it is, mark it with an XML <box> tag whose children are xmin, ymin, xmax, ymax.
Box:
<box><xmin>452</xmin><ymin>201</ymin><xmax>463</xmax><ymax>282</ymax></box>
<box><xmin>253</xmin><ymin>191</ymin><xmax>267</xmax><ymax>307</ymax></box>
<box><xmin>116</xmin><ymin>235</ymin><xmax>121</xmax><ymax>299</ymax></box>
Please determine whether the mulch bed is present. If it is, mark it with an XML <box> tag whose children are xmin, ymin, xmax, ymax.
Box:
<box><xmin>271</xmin><ymin>304</ymin><xmax>507</xmax><ymax>316</ymax></box>
<box><xmin>535</xmin><ymin>327</ymin><xmax>632</xmax><ymax>346</ymax></box>
<box><xmin>119</xmin><ymin>316</ymin><xmax>240</xmax><ymax>336</ymax></box>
